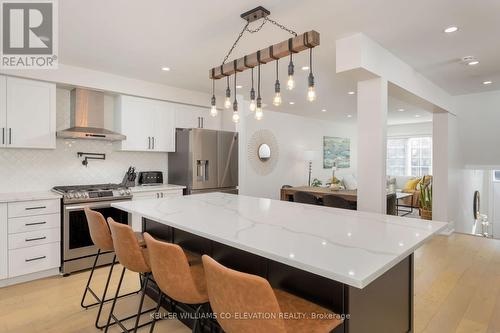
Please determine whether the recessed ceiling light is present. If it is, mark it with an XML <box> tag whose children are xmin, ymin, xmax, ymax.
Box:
<box><xmin>321</xmin><ymin>109</ymin><xmax>327</xmax><ymax>112</ymax></box>
<box><xmin>289</xmin><ymin>101</ymin><xmax>295</xmax><ymax>105</ymax></box>
<box><xmin>236</xmin><ymin>85</ymin><xmax>243</xmax><ymax>89</ymax></box>
<box><xmin>397</xmin><ymin>108</ymin><xmax>405</xmax><ymax>112</ymax></box>
<box><xmin>467</xmin><ymin>60</ymin><xmax>479</xmax><ymax>66</ymax></box>
<box><xmin>347</xmin><ymin>114</ymin><xmax>353</xmax><ymax>118</ymax></box>
<box><xmin>415</xmin><ymin>114</ymin><xmax>421</xmax><ymax>118</ymax></box>
<box><xmin>301</xmin><ymin>66</ymin><xmax>309</xmax><ymax>71</ymax></box>
<box><xmin>348</xmin><ymin>91</ymin><xmax>355</xmax><ymax>95</ymax></box>
<box><xmin>161</xmin><ymin>67</ymin><xmax>170</xmax><ymax>71</ymax></box>
<box><xmin>444</xmin><ymin>26</ymin><xmax>459</xmax><ymax>33</ymax></box>
<box><xmin>483</xmin><ymin>81</ymin><xmax>492</xmax><ymax>85</ymax></box>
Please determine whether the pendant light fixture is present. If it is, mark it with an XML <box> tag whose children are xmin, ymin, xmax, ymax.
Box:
<box><xmin>232</xmin><ymin>71</ymin><xmax>240</xmax><ymax>123</ymax></box>
<box><xmin>208</xmin><ymin>6</ymin><xmax>320</xmax><ymax>119</ymax></box>
<box><xmin>210</xmin><ymin>77</ymin><xmax>217</xmax><ymax>117</ymax></box>
<box><xmin>307</xmin><ymin>48</ymin><xmax>316</xmax><ymax>102</ymax></box>
<box><xmin>273</xmin><ymin>59</ymin><xmax>282</xmax><ymax>106</ymax></box>
<box><xmin>224</xmin><ymin>76</ymin><xmax>232</xmax><ymax>109</ymax></box>
<box><xmin>255</xmin><ymin>62</ymin><xmax>263</xmax><ymax>120</ymax></box>
<box><xmin>287</xmin><ymin>41</ymin><xmax>295</xmax><ymax>90</ymax></box>
<box><xmin>249</xmin><ymin>67</ymin><xmax>256</xmax><ymax>112</ymax></box>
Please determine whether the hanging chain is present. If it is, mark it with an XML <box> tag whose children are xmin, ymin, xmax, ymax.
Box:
<box><xmin>222</xmin><ymin>22</ymin><xmax>249</xmax><ymax>65</ymax></box>
<box><xmin>263</xmin><ymin>17</ymin><xmax>297</xmax><ymax>37</ymax></box>
<box><xmin>221</xmin><ymin>16</ymin><xmax>297</xmax><ymax>65</ymax></box>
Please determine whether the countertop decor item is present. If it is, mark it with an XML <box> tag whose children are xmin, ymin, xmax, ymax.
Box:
<box><xmin>311</xmin><ymin>178</ymin><xmax>322</xmax><ymax>187</ymax></box>
<box><xmin>303</xmin><ymin>150</ymin><xmax>318</xmax><ymax>187</ymax></box>
<box><xmin>208</xmin><ymin>6</ymin><xmax>320</xmax><ymax>121</ymax></box>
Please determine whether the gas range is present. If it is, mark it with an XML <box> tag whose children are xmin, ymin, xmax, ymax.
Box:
<box><xmin>52</xmin><ymin>183</ymin><xmax>132</xmax><ymax>204</ymax></box>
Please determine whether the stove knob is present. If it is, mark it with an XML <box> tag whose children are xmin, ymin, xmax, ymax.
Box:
<box><xmin>125</xmin><ymin>189</ymin><xmax>131</xmax><ymax>195</ymax></box>
<box><xmin>66</xmin><ymin>193</ymin><xmax>73</xmax><ymax>199</ymax></box>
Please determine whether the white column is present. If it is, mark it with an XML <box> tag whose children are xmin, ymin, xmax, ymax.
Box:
<box><xmin>432</xmin><ymin>112</ymin><xmax>449</xmax><ymax>224</ymax></box>
<box><xmin>357</xmin><ymin>78</ymin><xmax>388</xmax><ymax>214</ymax></box>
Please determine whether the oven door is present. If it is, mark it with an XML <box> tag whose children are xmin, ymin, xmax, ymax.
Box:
<box><xmin>63</xmin><ymin>199</ymin><xmax>130</xmax><ymax>261</ymax></box>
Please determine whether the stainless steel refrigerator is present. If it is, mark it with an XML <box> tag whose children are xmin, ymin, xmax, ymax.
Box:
<box><xmin>168</xmin><ymin>128</ymin><xmax>238</xmax><ymax>195</ymax></box>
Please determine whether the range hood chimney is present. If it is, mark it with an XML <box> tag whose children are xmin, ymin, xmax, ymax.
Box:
<box><xmin>56</xmin><ymin>88</ymin><xmax>126</xmax><ymax>141</ymax></box>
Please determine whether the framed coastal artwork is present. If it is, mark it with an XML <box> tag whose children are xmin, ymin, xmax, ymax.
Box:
<box><xmin>323</xmin><ymin>136</ymin><xmax>350</xmax><ymax>168</ymax></box>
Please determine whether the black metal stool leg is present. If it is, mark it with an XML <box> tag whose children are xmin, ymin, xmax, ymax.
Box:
<box><xmin>81</xmin><ymin>249</ymin><xmax>101</xmax><ymax>309</ymax></box>
<box><xmin>95</xmin><ymin>254</ymin><xmax>116</xmax><ymax>329</ymax></box>
<box><xmin>133</xmin><ymin>272</ymin><xmax>151</xmax><ymax>332</ymax></box>
<box><xmin>149</xmin><ymin>291</ymin><xmax>163</xmax><ymax>333</ymax></box>
<box><xmin>104</xmin><ymin>266</ymin><xmax>126</xmax><ymax>333</ymax></box>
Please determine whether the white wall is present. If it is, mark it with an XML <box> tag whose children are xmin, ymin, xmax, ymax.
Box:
<box><xmin>0</xmin><ymin>88</ymin><xmax>168</xmax><ymax>192</ymax></box>
<box><xmin>455</xmin><ymin>90</ymin><xmax>500</xmax><ymax>168</ymax></box>
<box><xmin>387</xmin><ymin>122</ymin><xmax>432</xmax><ymax>137</ymax></box>
<box><xmin>239</xmin><ymin>109</ymin><xmax>357</xmax><ymax>200</ymax></box>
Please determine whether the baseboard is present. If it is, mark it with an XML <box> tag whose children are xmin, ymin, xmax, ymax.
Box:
<box><xmin>439</xmin><ymin>228</ymin><xmax>455</xmax><ymax>236</ymax></box>
<box><xmin>0</xmin><ymin>268</ymin><xmax>60</xmax><ymax>288</ymax></box>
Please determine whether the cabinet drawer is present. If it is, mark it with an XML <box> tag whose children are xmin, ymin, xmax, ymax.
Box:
<box><xmin>8</xmin><ymin>199</ymin><xmax>60</xmax><ymax>218</ymax></box>
<box><xmin>161</xmin><ymin>190</ymin><xmax>183</xmax><ymax>198</ymax></box>
<box><xmin>8</xmin><ymin>213</ymin><xmax>60</xmax><ymax>234</ymax></box>
<box><xmin>8</xmin><ymin>228</ymin><xmax>60</xmax><ymax>250</ymax></box>
<box><xmin>8</xmin><ymin>242</ymin><xmax>60</xmax><ymax>278</ymax></box>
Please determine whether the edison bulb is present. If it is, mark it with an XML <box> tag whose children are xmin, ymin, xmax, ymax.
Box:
<box><xmin>273</xmin><ymin>92</ymin><xmax>282</xmax><ymax>106</ymax></box>
<box><xmin>232</xmin><ymin>111</ymin><xmax>240</xmax><ymax>123</ymax></box>
<box><xmin>255</xmin><ymin>108</ymin><xmax>263</xmax><ymax>120</ymax></box>
<box><xmin>249</xmin><ymin>99</ymin><xmax>256</xmax><ymax>112</ymax></box>
<box><xmin>224</xmin><ymin>97</ymin><xmax>231</xmax><ymax>109</ymax></box>
<box><xmin>210</xmin><ymin>105</ymin><xmax>218</xmax><ymax>117</ymax></box>
<box><xmin>307</xmin><ymin>86</ymin><xmax>316</xmax><ymax>102</ymax></box>
<box><xmin>287</xmin><ymin>75</ymin><xmax>295</xmax><ymax>90</ymax></box>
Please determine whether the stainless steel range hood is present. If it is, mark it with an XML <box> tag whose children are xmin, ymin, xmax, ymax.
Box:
<box><xmin>56</xmin><ymin>88</ymin><xmax>126</xmax><ymax>141</ymax></box>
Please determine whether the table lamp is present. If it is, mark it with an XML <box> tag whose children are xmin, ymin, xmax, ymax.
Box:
<box><xmin>303</xmin><ymin>150</ymin><xmax>317</xmax><ymax>186</ymax></box>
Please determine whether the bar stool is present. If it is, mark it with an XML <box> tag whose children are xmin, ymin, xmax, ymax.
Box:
<box><xmin>81</xmin><ymin>207</ymin><xmax>143</xmax><ymax>329</ymax></box>
<box><xmin>143</xmin><ymin>233</ymin><xmax>209</xmax><ymax>333</ymax></box>
<box><xmin>202</xmin><ymin>255</ymin><xmax>343</xmax><ymax>333</ymax></box>
<box><xmin>105</xmin><ymin>217</ymin><xmax>157</xmax><ymax>333</ymax></box>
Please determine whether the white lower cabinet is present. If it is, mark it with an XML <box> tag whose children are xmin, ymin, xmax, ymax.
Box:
<box><xmin>8</xmin><ymin>242</ymin><xmax>60</xmax><ymax>278</ymax></box>
<box><xmin>130</xmin><ymin>188</ymin><xmax>183</xmax><ymax>231</ymax></box>
<box><xmin>0</xmin><ymin>198</ymin><xmax>60</xmax><ymax>284</ymax></box>
<box><xmin>0</xmin><ymin>204</ymin><xmax>7</xmax><ymax>280</ymax></box>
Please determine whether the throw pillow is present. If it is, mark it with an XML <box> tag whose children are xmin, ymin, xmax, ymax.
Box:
<box><xmin>403</xmin><ymin>178</ymin><xmax>420</xmax><ymax>191</ymax></box>
<box><xmin>343</xmin><ymin>174</ymin><xmax>358</xmax><ymax>190</ymax></box>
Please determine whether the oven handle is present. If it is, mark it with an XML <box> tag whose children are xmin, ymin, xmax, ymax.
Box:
<box><xmin>64</xmin><ymin>199</ymin><xmax>131</xmax><ymax>211</ymax></box>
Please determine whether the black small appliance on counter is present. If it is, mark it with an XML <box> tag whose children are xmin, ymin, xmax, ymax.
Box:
<box><xmin>138</xmin><ymin>171</ymin><xmax>163</xmax><ymax>185</ymax></box>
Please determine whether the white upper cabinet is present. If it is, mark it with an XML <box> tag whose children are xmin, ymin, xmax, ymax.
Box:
<box><xmin>0</xmin><ymin>76</ymin><xmax>56</xmax><ymax>149</ymax></box>
<box><xmin>174</xmin><ymin>103</ymin><xmax>221</xmax><ymax>130</ymax></box>
<box><xmin>0</xmin><ymin>203</ymin><xmax>7</xmax><ymax>280</ymax></box>
<box><xmin>115</xmin><ymin>95</ymin><xmax>175</xmax><ymax>152</ymax></box>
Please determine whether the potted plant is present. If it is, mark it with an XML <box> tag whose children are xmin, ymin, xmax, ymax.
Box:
<box><xmin>419</xmin><ymin>176</ymin><xmax>432</xmax><ymax>220</ymax></box>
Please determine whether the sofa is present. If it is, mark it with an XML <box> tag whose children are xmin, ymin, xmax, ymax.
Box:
<box><xmin>387</xmin><ymin>175</ymin><xmax>422</xmax><ymax>209</ymax></box>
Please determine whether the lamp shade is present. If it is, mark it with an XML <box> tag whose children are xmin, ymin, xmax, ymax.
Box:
<box><xmin>303</xmin><ymin>150</ymin><xmax>318</xmax><ymax>161</ymax></box>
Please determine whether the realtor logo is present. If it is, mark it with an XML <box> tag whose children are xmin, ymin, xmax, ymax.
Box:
<box><xmin>1</xmin><ymin>0</ymin><xmax>58</xmax><ymax>68</ymax></box>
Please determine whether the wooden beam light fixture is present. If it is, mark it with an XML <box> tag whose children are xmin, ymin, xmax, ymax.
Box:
<box><xmin>208</xmin><ymin>6</ymin><xmax>320</xmax><ymax>122</ymax></box>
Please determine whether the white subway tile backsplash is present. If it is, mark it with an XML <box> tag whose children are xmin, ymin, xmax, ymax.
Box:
<box><xmin>0</xmin><ymin>139</ymin><xmax>168</xmax><ymax>192</ymax></box>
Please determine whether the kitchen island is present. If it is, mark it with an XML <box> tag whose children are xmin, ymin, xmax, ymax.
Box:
<box><xmin>113</xmin><ymin>192</ymin><xmax>447</xmax><ymax>333</ymax></box>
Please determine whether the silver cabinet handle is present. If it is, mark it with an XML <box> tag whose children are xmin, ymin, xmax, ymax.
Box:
<box><xmin>152</xmin><ymin>137</ymin><xmax>155</xmax><ymax>149</ymax></box>
<box><xmin>25</xmin><ymin>256</ymin><xmax>46</xmax><ymax>262</ymax></box>
<box><xmin>148</xmin><ymin>136</ymin><xmax>151</xmax><ymax>149</ymax></box>
<box><xmin>9</xmin><ymin>128</ymin><xmax>12</xmax><ymax>145</ymax></box>
<box><xmin>2</xmin><ymin>128</ymin><xmax>4</xmax><ymax>145</ymax></box>
<box><xmin>25</xmin><ymin>221</ymin><xmax>46</xmax><ymax>226</ymax></box>
<box><xmin>161</xmin><ymin>193</ymin><xmax>164</xmax><ymax>198</ymax></box>
<box><xmin>26</xmin><ymin>236</ymin><xmax>46</xmax><ymax>242</ymax></box>
<box><xmin>25</xmin><ymin>206</ymin><xmax>46</xmax><ymax>210</ymax></box>
<box><xmin>156</xmin><ymin>193</ymin><xmax>159</xmax><ymax>198</ymax></box>
<box><xmin>201</xmin><ymin>117</ymin><xmax>204</xmax><ymax>129</ymax></box>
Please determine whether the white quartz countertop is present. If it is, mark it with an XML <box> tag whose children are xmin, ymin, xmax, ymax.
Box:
<box><xmin>129</xmin><ymin>184</ymin><xmax>185</xmax><ymax>193</ymax></box>
<box><xmin>112</xmin><ymin>192</ymin><xmax>447</xmax><ymax>289</ymax></box>
<box><xmin>0</xmin><ymin>191</ymin><xmax>62</xmax><ymax>203</ymax></box>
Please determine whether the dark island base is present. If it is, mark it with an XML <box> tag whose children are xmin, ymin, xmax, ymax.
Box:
<box><xmin>143</xmin><ymin>218</ymin><xmax>414</xmax><ymax>333</ymax></box>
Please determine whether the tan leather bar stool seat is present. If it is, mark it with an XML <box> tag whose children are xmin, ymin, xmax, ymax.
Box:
<box><xmin>202</xmin><ymin>255</ymin><xmax>343</xmax><ymax>333</ymax></box>
<box><xmin>143</xmin><ymin>233</ymin><xmax>209</xmax><ymax>332</ymax></box>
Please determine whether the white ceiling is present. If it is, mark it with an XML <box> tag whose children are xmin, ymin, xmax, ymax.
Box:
<box><xmin>58</xmin><ymin>0</ymin><xmax>500</xmax><ymax>124</ymax></box>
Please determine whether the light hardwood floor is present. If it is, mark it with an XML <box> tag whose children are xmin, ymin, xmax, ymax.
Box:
<box><xmin>1</xmin><ymin>233</ymin><xmax>499</xmax><ymax>333</ymax></box>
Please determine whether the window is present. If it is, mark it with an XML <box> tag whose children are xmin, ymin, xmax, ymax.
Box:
<box><xmin>387</xmin><ymin>137</ymin><xmax>432</xmax><ymax>177</ymax></box>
